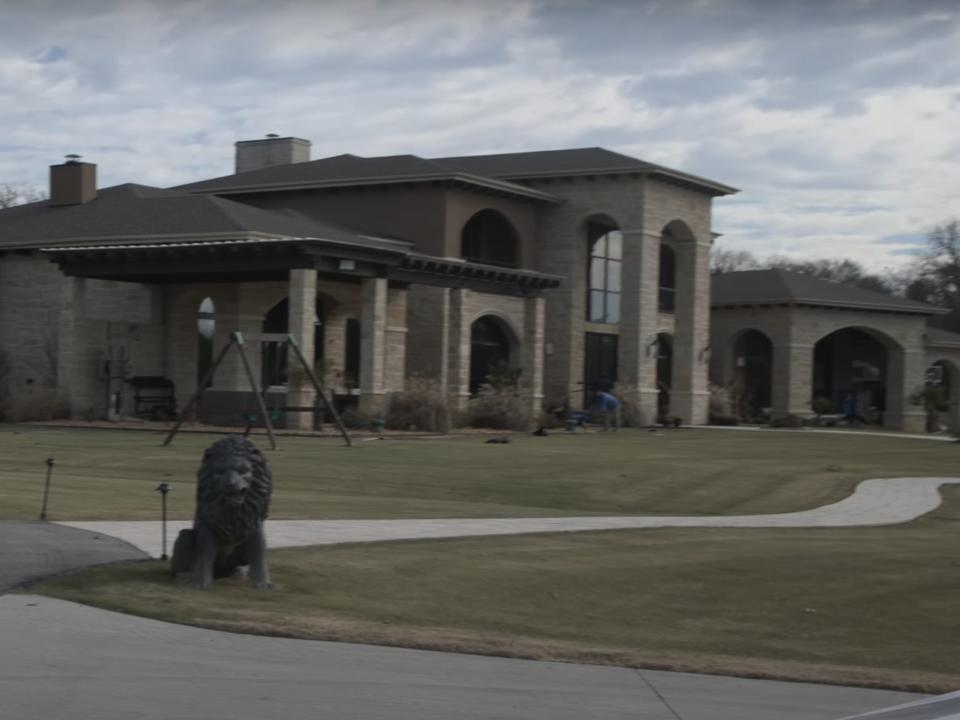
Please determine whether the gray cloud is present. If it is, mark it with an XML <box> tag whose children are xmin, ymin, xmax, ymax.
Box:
<box><xmin>0</xmin><ymin>0</ymin><xmax>958</xmax><ymax>269</ymax></box>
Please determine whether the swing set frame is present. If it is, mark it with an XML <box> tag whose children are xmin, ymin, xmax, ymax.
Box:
<box><xmin>162</xmin><ymin>331</ymin><xmax>352</xmax><ymax>449</ymax></box>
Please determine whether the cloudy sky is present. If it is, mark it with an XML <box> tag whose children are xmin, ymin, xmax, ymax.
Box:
<box><xmin>0</xmin><ymin>0</ymin><xmax>958</xmax><ymax>269</ymax></box>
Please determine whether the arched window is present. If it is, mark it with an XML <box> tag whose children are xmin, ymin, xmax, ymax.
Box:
<box><xmin>470</xmin><ymin>316</ymin><xmax>511</xmax><ymax>394</ymax></box>
<box><xmin>197</xmin><ymin>297</ymin><xmax>215</xmax><ymax>387</ymax></box>
<box><xmin>659</xmin><ymin>245</ymin><xmax>676</xmax><ymax>313</ymax></box>
<box><xmin>587</xmin><ymin>222</ymin><xmax>622</xmax><ymax>323</ymax></box>
<box><xmin>461</xmin><ymin>210</ymin><xmax>519</xmax><ymax>267</ymax></box>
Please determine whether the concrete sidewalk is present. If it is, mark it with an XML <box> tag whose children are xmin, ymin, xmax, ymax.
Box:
<box><xmin>0</xmin><ymin>595</ymin><xmax>922</xmax><ymax>720</ymax></box>
<box><xmin>60</xmin><ymin>476</ymin><xmax>960</xmax><ymax>557</ymax></box>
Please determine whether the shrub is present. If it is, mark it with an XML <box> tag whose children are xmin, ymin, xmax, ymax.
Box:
<box><xmin>709</xmin><ymin>413</ymin><xmax>740</xmax><ymax>426</ymax></box>
<box><xmin>812</xmin><ymin>396</ymin><xmax>837</xmax><ymax>416</ymax></box>
<box><xmin>708</xmin><ymin>383</ymin><xmax>734</xmax><ymax>417</ymax></box>
<box><xmin>385</xmin><ymin>377</ymin><xmax>450</xmax><ymax>433</ymax></box>
<box><xmin>611</xmin><ymin>383</ymin><xmax>643</xmax><ymax>427</ymax></box>
<box><xmin>769</xmin><ymin>413</ymin><xmax>805</xmax><ymax>429</ymax></box>
<box><xmin>339</xmin><ymin>407</ymin><xmax>374</xmax><ymax>430</ymax></box>
<box><xmin>466</xmin><ymin>383</ymin><xmax>532</xmax><ymax>430</ymax></box>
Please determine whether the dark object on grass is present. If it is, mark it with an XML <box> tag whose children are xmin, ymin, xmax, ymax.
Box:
<box><xmin>171</xmin><ymin>436</ymin><xmax>273</xmax><ymax>589</ymax></box>
<box><xmin>485</xmin><ymin>436</ymin><xmax>512</xmax><ymax>444</ymax></box>
<box><xmin>532</xmin><ymin>426</ymin><xmax>549</xmax><ymax>436</ymax></box>
<box><xmin>769</xmin><ymin>413</ymin><xmax>805</xmax><ymax>429</ymax></box>
<box><xmin>659</xmin><ymin>416</ymin><xmax>682</xmax><ymax>428</ymax></box>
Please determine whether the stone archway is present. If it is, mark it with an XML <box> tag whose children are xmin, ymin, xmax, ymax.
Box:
<box><xmin>469</xmin><ymin>315</ymin><xmax>516</xmax><ymax>394</ymax></box>
<box><xmin>812</xmin><ymin>326</ymin><xmax>898</xmax><ymax>426</ymax></box>
<box><xmin>733</xmin><ymin>329</ymin><xmax>772</xmax><ymax>420</ymax></box>
<box><xmin>926</xmin><ymin>359</ymin><xmax>960</xmax><ymax>432</ymax></box>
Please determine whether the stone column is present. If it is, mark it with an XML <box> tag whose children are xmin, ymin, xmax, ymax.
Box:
<box><xmin>56</xmin><ymin>277</ymin><xmax>98</xmax><ymax>418</ymax></box>
<box><xmin>384</xmin><ymin>286</ymin><xmax>408</xmax><ymax>392</ymax></box>
<box><xmin>618</xmin><ymin>230</ymin><xmax>660</xmax><ymax>425</ymax></box>
<box><xmin>447</xmin><ymin>288</ymin><xmax>471</xmax><ymax>413</ymax></box>
<box><xmin>287</xmin><ymin>269</ymin><xmax>317</xmax><ymax>431</ymax></box>
<box><xmin>521</xmin><ymin>295</ymin><xmax>546</xmax><ymax>424</ymax></box>
<box><xmin>670</xmin><ymin>239</ymin><xmax>711</xmax><ymax>424</ymax></box>
<box><xmin>887</xmin><ymin>347</ymin><xmax>926</xmax><ymax>433</ymax></box>
<box><xmin>770</xmin><ymin>343</ymin><xmax>813</xmax><ymax>418</ymax></box>
<box><xmin>358</xmin><ymin>276</ymin><xmax>387</xmax><ymax>416</ymax></box>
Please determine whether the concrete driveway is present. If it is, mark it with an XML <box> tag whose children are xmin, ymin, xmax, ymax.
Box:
<box><xmin>0</xmin><ymin>594</ymin><xmax>921</xmax><ymax>720</ymax></box>
<box><xmin>0</xmin><ymin>520</ymin><xmax>146</xmax><ymax>591</ymax></box>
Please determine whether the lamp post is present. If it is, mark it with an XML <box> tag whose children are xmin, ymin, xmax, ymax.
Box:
<box><xmin>39</xmin><ymin>458</ymin><xmax>55</xmax><ymax>521</ymax></box>
<box><xmin>155</xmin><ymin>482</ymin><xmax>171</xmax><ymax>560</ymax></box>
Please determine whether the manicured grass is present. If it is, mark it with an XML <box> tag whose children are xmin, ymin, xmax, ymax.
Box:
<box><xmin>1</xmin><ymin>424</ymin><xmax>959</xmax><ymax>520</ymax></box>
<box><xmin>30</xmin><ymin>487</ymin><xmax>960</xmax><ymax>692</ymax></box>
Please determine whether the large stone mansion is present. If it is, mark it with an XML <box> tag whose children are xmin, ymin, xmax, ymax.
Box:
<box><xmin>0</xmin><ymin>135</ymin><xmax>956</xmax><ymax>433</ymax></box>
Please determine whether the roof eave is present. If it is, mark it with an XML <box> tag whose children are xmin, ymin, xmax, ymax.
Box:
<box><xmin>711</xmin><ymin>298</ymin><xmax>946</xmax><ymax>314</ymax></box>
<box><xmin>183</xmin><ymin>173</ymin><xmax>559</xmax><ymax>203</ymax></box>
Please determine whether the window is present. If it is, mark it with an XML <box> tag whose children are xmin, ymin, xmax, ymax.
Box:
<box><xmin>197</xmin><ymin>298</ymin><xmax>215</xmax><ymax>388</ymax></box>
<box><xmin>462</xmin><ymin>210</ymin><xmax>519</xmax><ymax>267</ymax></box>
<box><xmin>469</xmin><ymin>316</ymin><xmax>511</xmax><ymax>394</ymax></box>
<box><xmin>587</xmin><ymin>222</ymin><xmax>622</xmax><ymax>323</ymax></box>
<box><xmin>659</xmin><ymin>244</ymin><xmax>676</xmax><ymax>313</ymax></box>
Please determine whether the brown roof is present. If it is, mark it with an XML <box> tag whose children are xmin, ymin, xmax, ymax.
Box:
<box><xmin>712</xmin><ymin>269</ymin><xmax>944</xmax><ymax>314</ymax></box>
<box><xmin>177</xmin><ymin>153</ymin><xmax>559</xmax><ymax>202</ymax></box>
<box><xmin>0</xmin><ymin>183</ymin><xmax>409</xmax><ymax>252</ymax></box>
<box><xmin>430</xmin><ymin>147</ymin><xmax>738</xmax><ymax>196</ymax></box>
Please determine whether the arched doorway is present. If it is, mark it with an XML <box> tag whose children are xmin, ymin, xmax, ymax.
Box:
<box><xmin>461</xmin><ymin>209</ymin><xmax>519</xmax><ymax>267</ymax></box>
<box><xmin>733</xmin><ymin>329</ymin><xmax>772</xmax><ymax>419</ymax></box>
<box><xmin>813</xmin><ymin>328</ymin><xmax>890</xmax><ymax>424</ymax></box>
<box><xmin>926</xmin><ymin>360</ymin><xmax>959</xmax><ymax>432</ymax></box>
<box><xmin>470</xmin><ymin>316</ymin><xmax>512</xmax><ymax>394</ymax></box>
<box><xmin>656</xmin><ymin>333</ymin><xmax>673</xmax><ymax>419</ymax></box>
<box><xmin>261</xmin><ymin>297</ymin><xmax>326</xmax><ymax>388</ymax></box>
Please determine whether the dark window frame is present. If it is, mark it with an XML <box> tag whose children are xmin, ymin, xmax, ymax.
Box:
<box><xmin>461</xmin><ymin>209</ymin><xmax>520</xmax><ymax>268</ymax></box>
<box><xmin>586</xmin><ymin>222</ymin><xmax>622</xmax><ymax>324</ymax></box>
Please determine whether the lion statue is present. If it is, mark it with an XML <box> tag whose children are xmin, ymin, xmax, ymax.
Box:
<box><xmin>171</xmin><ymin>436</ymin><xmax>273</xmax><ymax>589</ymax></box>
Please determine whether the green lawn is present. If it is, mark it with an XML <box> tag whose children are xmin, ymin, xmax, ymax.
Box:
<box><xmin>31</xmin><ymin>487</ymin><xmax>960</xmax><ymax>692</ymax></box>
<box><xmin>1</xmin><ymin>424</ymin><xmax>959</xmax><ymax>520</ymax></box>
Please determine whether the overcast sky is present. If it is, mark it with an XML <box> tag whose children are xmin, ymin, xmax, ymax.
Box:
<box><xmin>1</xmin><ymin>0</ymin><xmax>958</xmax><ymax>269</ymax></box>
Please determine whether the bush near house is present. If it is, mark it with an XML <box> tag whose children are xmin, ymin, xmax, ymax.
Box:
<box><xmin>385</xmin><ymin>377</ymin><xmax>450</xmax><ymax>433</ymax></box>
<box><xmin>466</xmin><ymin>383</ymin><xmax>532</xmax><ymax>430</ymax></box>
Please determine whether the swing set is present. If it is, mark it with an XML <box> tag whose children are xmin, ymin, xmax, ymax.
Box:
<box><xmin>162</xmin><ymin>331</ymin><xmax>352</xmax><ymax>449</ymax></box>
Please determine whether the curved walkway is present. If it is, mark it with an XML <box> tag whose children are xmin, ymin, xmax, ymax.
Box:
<box><xmin>59</xmin><ymin>476</ymin><xmax>960</xmax><ymax>558</ymax></box>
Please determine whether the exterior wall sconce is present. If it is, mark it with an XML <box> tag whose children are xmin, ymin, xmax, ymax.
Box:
<box><xmin>646</xmin><ymin>334</ymin><xmax>659</xmax><ymax>357</ymax></box>
<box><xmin>699</xmin><ymin>344</ymin><xmax>711</xmax><ymax>363</ymax></box>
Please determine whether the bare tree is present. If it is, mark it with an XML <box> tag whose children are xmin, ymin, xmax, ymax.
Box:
<box><xmin>916</xmin><ymin>220</ymin><xmax>960</xmax><ymax>310</ymax></box>
<box><xmin>710</xmin><ymin>247</ymin><xmax>761</xmax><ymax>275</ymax></box>
<box><xmin>0</xmin><ymin>183</ymin><xmax>44</xmax><ymax>209</ymax></box>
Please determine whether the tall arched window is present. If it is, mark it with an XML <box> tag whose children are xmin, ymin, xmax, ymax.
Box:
<box><xmin>461</xmin><ymin>210</ymin><xmax>519</xmax><ymax>267</ymax></box>
<box><xmin>659</xmin><ymin>244</ymin><xmax>676</xmax><ymax>313</ymax></box>
<box><xmin>587</xmin><ymin>221</ymin><xmax>621</xmax><ymax>323</ymax></box>
<box><xmin>197</xmin><ymin>297</ymin><xmax>215</xmax><ymax>387</ymax></box>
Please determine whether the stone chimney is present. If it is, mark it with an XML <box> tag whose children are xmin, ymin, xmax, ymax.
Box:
<box><xmin>49</xmin><ymin>156</ymin><xmax>97</xmax><ymax>206</ymax></box>
<box><xmin>235</xmin><ymin>134</ymin><xmax>311</xmax><ymax>174</ymax></box>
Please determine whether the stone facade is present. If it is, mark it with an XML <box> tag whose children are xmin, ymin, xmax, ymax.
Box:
<box><xmin>711</xmin><ymin>304</ymin><xmax>932</xmax><ymax>432</ymax></box>
<box><xmin>528</xmin><ymin>175</ymin><xmax>714</xmax><ymax>424</ymax></box>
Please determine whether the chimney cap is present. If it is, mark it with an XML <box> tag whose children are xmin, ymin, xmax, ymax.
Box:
<box><xmin>64</xmin><ymin>153</ymin><xmax>83</xmax><ymax>163</ymax></box>
<box><xmin>265</xmin><ymin>133</ymin><xmax>279</xmax><ymax>138</ymax></box>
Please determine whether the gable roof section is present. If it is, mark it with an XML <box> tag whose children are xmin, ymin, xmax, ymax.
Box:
<box><xmin>430</xmin><ymin>147</ymin><xmax>739</xmax><ymax>196</ymax></box>
<box><xmin>177</xmin><ymin>153</ymin><xmax>559</xmax><ymax>203</ymax></box>
<box><xmin>0</xmin><ymin>183</ymin><xmax>409</xmax><ymax>252</ymax></box>
<box><xmin>926</xmin><ymin>327</ymin><xmax>960</xmax><ymax>347</ymax></box>
<box><xmin>712</xmin><ymin>269</ymin><xmax>944</xmax><ymax>315</ymax></box>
